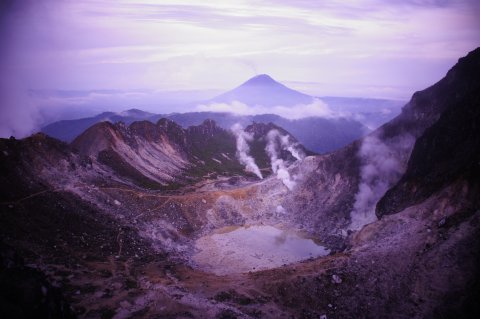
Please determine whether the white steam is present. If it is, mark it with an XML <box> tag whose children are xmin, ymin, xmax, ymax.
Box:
<box><xmin>0</xmin><ymin>78</ymin><xmax>40</xmax><ymax>138</ymax></box>
<box><xmin>231</xmin><ymin>123</ymin><xmax>263</xmax><ymax>179</ymax></box>
<box><xmin>280</xmin><ymin>134</ymin><xmax>303</xmax><ymax>161</ymax></box>
<box><xmin>265</xmin><ymin>129</ymin><xmax>305</xmax><ymax>190</ymax></box>
<box><xmin>349</xmin><ymin>133</ymin><xmax>415</xmax><ymax>230</ymax></box>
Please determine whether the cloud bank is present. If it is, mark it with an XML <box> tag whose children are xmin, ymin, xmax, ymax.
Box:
<box><xmin>0</xmin><ymin>77</ymin><xmax>40</xmax><ymax>138</ymax></box>
<box><xmin>197</xmin><ymin>98</ymin><xmax>338</xmax><ymax>120</ymax></box>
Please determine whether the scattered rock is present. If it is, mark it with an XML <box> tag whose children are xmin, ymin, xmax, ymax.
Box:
<box><xmin>438</xmin><ymin>218</ymin><xmax>446</xmax><ymax>227</ymax></box>
<box><xmin>216</xmin><ymin>309</ymin><xmax>238</xmax><ymax>319</ymax></box>
<box><xmin>332</xmin><ymin>274</ymin><xmax>342</xmax><ymax>284</ymax></box>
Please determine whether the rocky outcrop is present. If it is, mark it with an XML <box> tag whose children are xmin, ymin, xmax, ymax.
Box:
<box><xmin>71</xmin><ymin>119</ymin><xmax>240</xmax><ymax>187</ymax></box>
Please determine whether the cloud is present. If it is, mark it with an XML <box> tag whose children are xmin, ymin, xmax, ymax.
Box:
<box><xmin>0</xmin><ymin>0</ymin><xmax>71</xmax><ymax>138</ymax></box>
<box><xmin>0</xmin><ymin>77</ymin><xmax>40</xmax><ymax>138</ymax></box>
<box><xmin>196</xmin><ymin>98</ymin><xmax>339</xmax><ymax>120</ymax></box>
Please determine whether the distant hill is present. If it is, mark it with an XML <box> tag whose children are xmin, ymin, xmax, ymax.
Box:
<box><xmin>42</xmin><ymin>110</ymin><xmax>366</xmax><ymax>154</ymax></box>
<box><xmin>41</xmin><ymin>109</ymin><xmax>157</xmax><ymax>143</ymax></box>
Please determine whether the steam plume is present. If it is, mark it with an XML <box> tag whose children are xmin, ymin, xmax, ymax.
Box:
<box><xmin>265</xmin><ymin>129</ymin><xmax>304</xmax><ymax>190</ymax></box>
<box><xmin>231</xmin><ymin>123</ymin><xmax>263</xmax><ymax>179</ymax></box>
<box><xmin>279</xmin><ymin>134</ymin><xmax>304</xmax><ymax>161</ymax></box>
<box><xmin>349</xmin><ymin>133</ymin><xmax>415</xmax><ymax>230</ymax></box>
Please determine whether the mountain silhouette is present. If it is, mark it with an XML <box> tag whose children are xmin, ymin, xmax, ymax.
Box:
<box><xmin>209</xmin><ymin>74</ymin><xmax>313</xmax><ymax>107</ymax></box>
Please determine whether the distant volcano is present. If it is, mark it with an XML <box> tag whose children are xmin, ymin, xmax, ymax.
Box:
<box><xmin>209</xmin><ymin>74</ymin><xmax>314</xmax><ymax>107</ymax></box>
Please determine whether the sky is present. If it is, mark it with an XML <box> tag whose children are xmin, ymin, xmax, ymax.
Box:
<box><xmin>0</xmin><ymin>0</ymin><xmax>479</xmax><ymax>137</ymax></box>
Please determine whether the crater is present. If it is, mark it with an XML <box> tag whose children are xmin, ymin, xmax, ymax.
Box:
<box><xmin>192</xmin><ymin>225</ymin><xmax>330</xmax><ymax>275</ymax></box>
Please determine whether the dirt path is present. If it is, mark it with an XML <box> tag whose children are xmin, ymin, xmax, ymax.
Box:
<box><xmin>0</xmin><ymin>188</ymin><xmax>62</xmax><ymax>204</ymax></box>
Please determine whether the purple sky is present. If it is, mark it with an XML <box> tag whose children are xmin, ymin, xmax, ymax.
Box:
<box><xmin>0</xmin><ymin>0</ymin><xmax>479</xmax><ymax>137</ymax></box>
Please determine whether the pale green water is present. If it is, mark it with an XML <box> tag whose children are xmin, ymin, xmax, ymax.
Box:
<box><xmin>193</xmin><ymin>225</ymin><xmax>330</xmax><ymax>275</ymax></box>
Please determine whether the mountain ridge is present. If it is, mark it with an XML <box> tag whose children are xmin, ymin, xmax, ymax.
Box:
<box><xmin>41</xmin><ymin>75</ymin><xmax>404</xmax><ymax>154</ymax></box>
<box><xmin>71</xmin><ymin>118</ymin><xmax>308</xmax><ymax>189</ymax></box>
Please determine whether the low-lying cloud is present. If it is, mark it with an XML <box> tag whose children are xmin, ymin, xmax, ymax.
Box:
<box><xmin>0</xmin><ymin>77</ymin><xmax>41</xmax><ymax>138</ymax></box>
<box><xmin>196</xmin><ymin>98</ymin><xmax>339</xmax><ymax>120</ymax></box>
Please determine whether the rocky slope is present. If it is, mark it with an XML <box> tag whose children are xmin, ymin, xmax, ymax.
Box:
<box><xmin>71</xmin><ymin>119</ymin><xmax>303</xmax><ymax>189</ymax></box>
<box><xmin>1</xmin><ymin>48</ymin><xmax>479</xmax><ymax>318</ymax></box>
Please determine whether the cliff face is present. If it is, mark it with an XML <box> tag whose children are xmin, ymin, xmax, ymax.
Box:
<box><xmin>71</xmin><ymin>119</ymin><xmax>239</xmax><ymax>188</ymax></box>
<box><xmin>72</xmin><ymin>120</ymin><xmax>189</xmax><ymax>188</ymax></box>
<box><xmin>376</xmin><ymin>47</ymin><xmax>480</xmax><ymax>217</ymax></box>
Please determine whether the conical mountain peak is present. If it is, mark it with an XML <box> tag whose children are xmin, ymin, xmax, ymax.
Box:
<box><xmin>210</xmin><ymin>74</ymin><xmax>313</xmax><ymax>107</ymax></box>
<box><xmin>242</xmin><ymin>74</ymin><xmax>278</xmax><ymax>86</ymax></box>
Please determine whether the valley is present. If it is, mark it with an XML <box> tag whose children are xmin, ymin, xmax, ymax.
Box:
<box><xmin>1</xmin><ymin>48</ymin><xmax>479</xmax><ymax>319</ymax></box>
